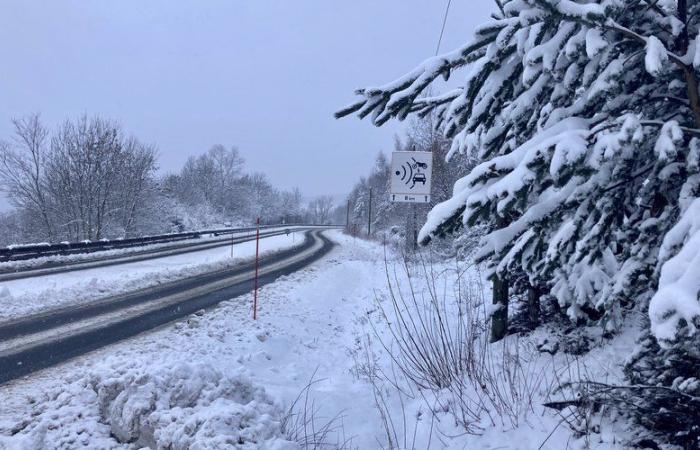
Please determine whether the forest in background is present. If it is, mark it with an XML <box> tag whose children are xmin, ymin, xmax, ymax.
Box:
<box><xmin>0</xmin><ymin>113</ymin><xmax>339</xmax><ymax>246</ymax></box>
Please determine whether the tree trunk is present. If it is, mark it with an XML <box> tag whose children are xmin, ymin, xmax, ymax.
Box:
<box><xmin>526</xmin><ymin>284</ymin><xmax>541</xmax><ymax>328</ymax></box>
<box><xmin>489</xmin><ymin>275</ymin><xmax>509</xmax><ymax>343</ymax></box>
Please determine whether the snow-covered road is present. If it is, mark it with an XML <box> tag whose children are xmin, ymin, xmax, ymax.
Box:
<box><xmin>0</xmin><ymin>226</ymin><xmax>312</xmax><ymax>275</ymax></box>
<box><xmin>0</xmin><ymin>230</ymin><xmax>332</xmax><ymax>385</ymax></box>
<box><xmin>0</xmin><ymin>230</ymin><xmax>306</xmax><ymax>320</ymax></box>
<box><xmin>0</xmin><ymin>230</ymin><xmax>386</xmax><ymax>448</ymax></box>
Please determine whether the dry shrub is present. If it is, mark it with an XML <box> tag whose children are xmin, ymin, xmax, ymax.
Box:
<box><xmin>362</xmin><ymin>252</ymin><xmax>552</xmax><ymax>440</ymax></box>
<box><xmin>281</xmin><ymin>370</ymin><xmax>354</xmax><ymax>450</ymax></box>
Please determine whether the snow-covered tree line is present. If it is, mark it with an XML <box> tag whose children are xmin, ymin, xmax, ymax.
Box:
<box><xmin>160</xmin><ymin>145</ymin><xmax>309</xmax><ymax>229</ymax></box>
<box><xmin>338</xmin><ymin>0</ymin><xmax>700</xmax><ymax>445</ymax></box>
<box><xmin>0</xmin><ymin>114</ymin><xmax>158</xmax><ymax>242</ymax></box>
<box><xmin>0</xmin><ymin>114</ymin><xmax>328</xmax><ymax>245</ymax></box>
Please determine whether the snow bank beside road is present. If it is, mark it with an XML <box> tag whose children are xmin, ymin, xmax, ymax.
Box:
<box><xmin>0</xmin><ymin>226</ymin><xmax>309</xmax><ymax>273</ymax></box>
<box><xmin>0</xmin><ymin>362</ymin><xmax>294</xmax><ymax>449</ymax></box>
<box><xmin>95</xmin><ymin>363</ymin><xmax>289</xmax><ymax>449</ymax></box>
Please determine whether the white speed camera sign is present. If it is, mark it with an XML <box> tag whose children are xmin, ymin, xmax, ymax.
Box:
<box><xmin>390</xmin><ymin>151</ymin><xmax>433</xmax><ymax>203</ymax></box>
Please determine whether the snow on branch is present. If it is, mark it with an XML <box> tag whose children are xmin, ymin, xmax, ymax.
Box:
<box><xmin>335</xmin><ymin>20</ymin><xmax>515</xmax><ymax>125</ymax></box>
<box><xmin>534</xmin><ymin>0</ymin><xmax>687</xmax><ymax>67</ymax></box>
<box><xmin>418</xmin><ymin>117</ymin><xmax>591</xmax><ymax>245</ymax></box>
<box><xmin>532</xmin><ymin>0</ymin><xmax>605</xmax><ymax>21</ymax></box>
<box><xmin>409</xmin><ymin>88</ymin><xmax>463</xmax><ymax>117</ymax></box>
<box><xmin>645</xmin><ymin>35</ymin><xmax>669</xmax><ymax>76</ymax></box>
<box><xmin>649</xmin><ymin>198</ymin><xmax>700</xmax><ymax>343</ymax></box>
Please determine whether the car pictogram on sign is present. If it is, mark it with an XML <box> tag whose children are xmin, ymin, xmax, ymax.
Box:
<box><xmin>412</xmin><ymin>173</ymin><xmax>426</xmax><ymax>185</ymax></box>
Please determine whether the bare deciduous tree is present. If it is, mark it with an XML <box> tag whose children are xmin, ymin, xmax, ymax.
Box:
<box><xmin>0</xmin><ymin>114</ymin><xmax>159</xmax><ymax>242</ymax></box>
<box><xmin>47</xmin><ymin>116</ymin><xmax>128</xmax><ymax>240</ymax></box>
<box><xmin>176</xmin><ymin>145</ymin><xmax>245</xmax><ymax>215</ymax></box>
<box><xmin>116</xmin><ymin>138</ymin><xmax>158</xmax><ymax>237</ymax></box>
<box><xmin>209</xmin><ymin>144</ymin><xmax>244</xmax><ymax>213</ymax></box>
<box><xmin>308</xmin><ymin>195</ymin><xmax>335</xmax><ymax>224</ymax></box>
<box><xmin>0</xmin><ymin>118</ymin><xmax>300</xmax><ymax>243</ymax></box>
<box><xmin>279</xmin><ymin>187</ymin><xmax>304</xmax><ymax>223</ymax></box>
<box><xmin>0</xmin><ymin>113</ymin><xmax>54</xmax><ymax>240</ymax></box>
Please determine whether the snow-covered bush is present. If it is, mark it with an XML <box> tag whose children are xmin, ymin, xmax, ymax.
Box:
<box><xmin>649</xmin><ymin>198</ymin><xmax>700</xmax><ymax>343</ymax></box>
<box><xmin>624</xmin><ymin>328</ymin><xmax>700</xmax><ymax>448</ymax></box>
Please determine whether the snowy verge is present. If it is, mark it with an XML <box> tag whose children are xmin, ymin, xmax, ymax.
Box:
<box><xmin>0</xmin><ymin>362</ymin><xmax>295</xmax><ymax>450</ymax></box>
<box><xmin>0</xmin><ymin>231</ymin><xmax>642</xmax><ymax>449</ymax></box>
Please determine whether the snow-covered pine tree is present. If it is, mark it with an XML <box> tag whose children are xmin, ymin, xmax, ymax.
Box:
<box><xmin>338</xmin><ymin>0</ymin><xmax>699</xmax><ymax>331</ymax></box>
<box><xmin>339</xmin><ymin>1</ymin><xmax>700</xmax><ymax>442</ymax></box>
<box><xmin>367</xmin><ymin>152</ymin><xmax>392</xmax><ymax>233</ymax></box>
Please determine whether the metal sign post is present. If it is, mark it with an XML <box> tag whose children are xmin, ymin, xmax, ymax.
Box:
<box><xmin>390</xmin><ymin>151</ymin><xmax>433</xmax><ymax>203</ymax></box>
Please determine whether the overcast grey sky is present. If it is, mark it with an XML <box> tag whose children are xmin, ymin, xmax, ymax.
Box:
<box><xmin>0</xmin><ymin>0</ymin><xmax>493</xmax><ymax>211</ymax></box>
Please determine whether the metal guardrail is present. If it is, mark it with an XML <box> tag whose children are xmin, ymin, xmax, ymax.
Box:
<box><xmin>0</xmin><ymin>224</ymin><xmax>311</xmax><ymax>263</ymax></box>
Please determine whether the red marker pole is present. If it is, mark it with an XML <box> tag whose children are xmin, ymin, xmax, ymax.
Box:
<box><xmin>252</xmin><ymin>217</ymin><xmax>261</xmax><ymax>320</ymax></box>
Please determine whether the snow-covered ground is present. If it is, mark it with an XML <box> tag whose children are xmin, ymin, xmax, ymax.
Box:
<box><xmin>0</xmin><ymin>231</ymin><xmax>640</xmax><ymax>449</ymax></box>
<box><xmin>0</xmin><ymin>231</ymin><xmax>305</xmax><ymax>320</ymax></box>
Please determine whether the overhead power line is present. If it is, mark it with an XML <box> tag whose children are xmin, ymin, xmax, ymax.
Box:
<box><xmin>435</xmin><ymin>0</ymin><xmax>453</xmax><ymax>55</ymax></box>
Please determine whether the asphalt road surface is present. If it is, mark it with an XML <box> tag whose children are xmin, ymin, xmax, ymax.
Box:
<box><xmin>0</xmin><ymin>229</ymin><xmax>334</xmax><ymax>385</ymax></box>
<box><xmin>0</xmin><ymin>225</ymin><xmax>319</xmax><ymax>282</ymax></box>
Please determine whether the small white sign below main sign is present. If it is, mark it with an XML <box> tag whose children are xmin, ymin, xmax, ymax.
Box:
<box><xmin>390</xmin><ymin>151</ymin><xmax>433</xmax><ymax>203</ymax></box>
